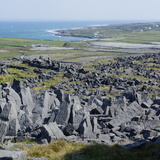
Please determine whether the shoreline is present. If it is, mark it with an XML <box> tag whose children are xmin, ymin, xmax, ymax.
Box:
<box><xmin>55</xmin><ymin>21</ymin><xmax>160</xmax><ymax>40</ymax></box>
<box><xmin>1</xmin><ymin>20</ymin><xmax>158</xmax><ymax>41</ymax></box>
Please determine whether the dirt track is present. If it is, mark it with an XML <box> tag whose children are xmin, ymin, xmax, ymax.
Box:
<box><xmin>30</xmin><ymin>46</ymin><xmax>74</xmax><ymax>51</ymax></box>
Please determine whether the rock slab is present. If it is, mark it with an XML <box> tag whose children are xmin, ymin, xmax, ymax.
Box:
<box><xmin>0</xmin><ymin>150</ymin><xmax>26</xmax><ymax>160</ymax></box>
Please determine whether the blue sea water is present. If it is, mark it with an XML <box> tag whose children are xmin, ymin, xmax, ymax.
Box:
<box><xmin>0</xmin><ymin>20</ymin><xmax>152</xmax><ymax>41</ymax></box>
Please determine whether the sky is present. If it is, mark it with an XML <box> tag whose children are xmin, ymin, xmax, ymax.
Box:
<box><xmin>1</xmin><ymin>0</ymin><xmax>160</xmax><ymax>21</ymax></box>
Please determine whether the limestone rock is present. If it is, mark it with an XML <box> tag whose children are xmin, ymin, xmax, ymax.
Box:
<box><xmin>40</xmin><ymin>122</ymin><xmax>65</xmax><ymax>142</ymax></box>
<box><xmin>0</xmin><ymin>150</ymin><xmax>26</xmax><ymax>160</ymax></box>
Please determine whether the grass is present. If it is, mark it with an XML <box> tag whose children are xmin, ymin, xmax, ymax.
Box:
<box><xmin>0</xmin><ymin>66</ymin><xmax>38</xmax><ymax>83</ymax></box>
<box><xmin>8</xmin><ymin>140</ymin><xmax>160</xmax><ymax>160</ymax></box>
<box><xmin>25</xmin><ymin>140</ymin><xmax>86</xmax><ymax>160</ymax></box>
<box><xmin>8</xmin><ymin>68</ymin><xmax>37</xmax><ymax>77</ymax></box>
<box><xmin>114</xmin><ymin>31</ymin><xmax>160</xmax><ymax>43</ymax></box>
<box><xmin>0</xmin><ymin>61</ymin><xmax>41</xmax><ymax>83</ymax></box>
<box><xmin>0</xmin><ymin>38</ymin><xmax>65</xmax><ymax>47</ymax></box>
<box><xmin>0</xmin><ymin>52</ymin><xmax>22</xmax><ymax>59</ymax></box>
<box><xmin>0</xmin><ymin>38</ymin><xmax>66</xmax><ymax>59</ymax></box>
<box><xmin>33</xmin><ymin>72</ymin><xmax>69</xmax><ymax>92</ymax></box>
<box><xmin>145</xmin><ymin>63</ymin><xmax>160</xmax><ymax>67</ymax></box>
<box><xmin>117</xmin><ymin>73</ymin><xmax>157</xmax><ymax>81</ymax></box>
<box><xmin>0</xmin><ymin>74</ymin><xmax>23</xmax><ymax>83</ymax></box>
<box><xmin>75</xmin><ymin>143</ymin><xmax>160</xmax><ymax>160</ymax></box>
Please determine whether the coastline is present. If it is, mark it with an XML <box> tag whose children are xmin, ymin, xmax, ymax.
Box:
<box><xmin>0</xmin><ymin>20</ymin><xmax>156</xmax><ymax>41</ymax></box>
<box><xmin>55</xmin><ymin>21</ymin><xmax>160</xmax><ymax>40</ymax></box>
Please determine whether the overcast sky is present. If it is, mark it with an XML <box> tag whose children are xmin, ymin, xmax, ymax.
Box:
<box><xmin>1</xmin><ymin>0</ymin><xmax>160</xmax><ymax>21</ymax></box>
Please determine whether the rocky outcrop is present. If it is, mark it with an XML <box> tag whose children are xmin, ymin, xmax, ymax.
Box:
<box><xmin>0</xmin><ymin>150</ymin><xmax>26</xmax><ymax>160</ymax></box>
<box><xmin>0</xmin><ymin>63</ymin><xmax>8</xmax><ymax>75</ymax></box>
<box><xmin>0</xmin><ymin>80</ymin><xmax>159</xmax><ymax>145</ymax></box>
<box><xmin>0</xmin><ymin>53</ymin><xmax>159</xmax><ymax>146</ymax></box>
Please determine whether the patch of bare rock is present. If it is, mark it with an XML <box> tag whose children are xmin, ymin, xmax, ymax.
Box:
<box><xmin>90</xmin><ymin>42</ymin><xmax>160</xmax><ymax>49</ymax></box>
<box><xmin>0</xmin><ymin>50</ymin><xmax>9</xmax><ymax>53</ymax></box>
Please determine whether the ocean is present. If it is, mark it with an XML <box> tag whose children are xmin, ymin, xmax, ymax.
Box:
<box><xmin>0</xmin><ymin>20</ymin><xmax>151</xmax><ymax>41</ymax></box>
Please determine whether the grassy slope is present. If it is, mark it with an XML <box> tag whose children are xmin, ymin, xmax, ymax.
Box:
<box><xmin>57</xmin><ymin>22</ymin><xmax>160</xmax><ymax>43</ymax></box>
<box><xmin>12</xmin><ymin>140</ymin><xmax>160</xmax><ymax>160</ymax></box>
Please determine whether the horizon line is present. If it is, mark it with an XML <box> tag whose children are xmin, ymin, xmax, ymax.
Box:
<box><xmin>0</xmin><ymin>19</ymin><xmax>160</xmax><ymax>22</ymax></box>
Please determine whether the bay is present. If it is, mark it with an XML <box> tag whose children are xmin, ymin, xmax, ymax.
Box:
<box><xmin>0</xmin><ymin>20</ymin><xmax>150</xmax><ymax>41</ymax></box>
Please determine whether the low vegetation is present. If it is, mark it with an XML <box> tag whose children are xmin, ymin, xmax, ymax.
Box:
<box><xmin>10</xmin><ymin>140</ymin><xmax>160</xmax><ymax>160</ymax></box>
